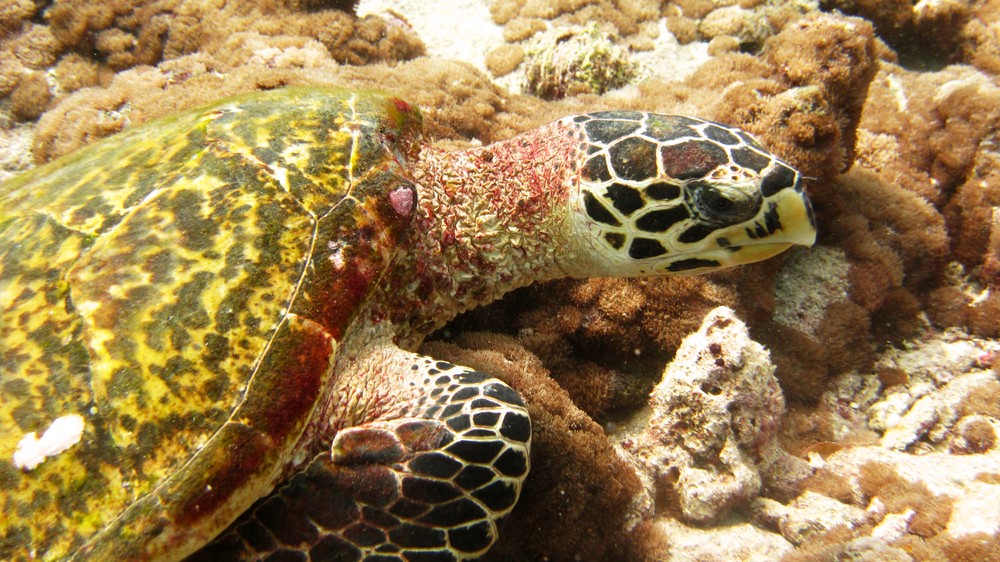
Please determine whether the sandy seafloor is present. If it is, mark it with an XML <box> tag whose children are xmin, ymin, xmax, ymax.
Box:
<box><xmin>1</xmin><ymin>0</ymin><xmax>1000</xmax><ymax>560</ymax></box>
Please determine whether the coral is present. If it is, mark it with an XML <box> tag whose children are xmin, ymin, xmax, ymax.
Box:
<box><xmin>934</xmin><ymin>533</ymin><xmax>1000</xmax><ymax>562</ymax></box>
<box><xmin>10</xmin><ymin>71</ymin><xmax>52</xmax><ymax>122</ymax></box>
<box><xmin>3</xmin><ymin>1</ymin><xmax>1000</xmax><ymax>559</ymax></box>
<box><xmin>418</xmin><ymin>334</ymin><xmax>654</xmax><ymax>562</ymax></box>
<box><xmin>0</xmin><ymin>1</ymin><xmax>424</xmax><ymax>123</ymax></box>
<box><xmin>706</xmin><ymin>34</ymin><xmax>742</xmax><ymax>55</ymax></box>
<box><xmin>796</xmin><ymin>331</ymin><xmax>1000</xmax><ymax>454</ymax></box>
<box><xmin>949</xmin><ymin>415</ymin><xmax>999</xmax><ymax>455</ymax></box>
<box><xmin>490</xmin><ymin>0</ymin><xmax>661</xmax><ymax>38</ymax></box>
<box><xmin>946</xmin><ymin>130</ymin><xmax>1000</xmax><ymax>285</ymax></box>
<box><xmin>44</xmin><ymin>1</ymin><xmax>408</xmax><ymax>69</ymax></box>
<box><xmin>857</xmin><ymin>461</ymin><xmax>954</xmax><ymax>537</ymax></box>
<box><xmin>959</xmin><ymin>0</ymin><xmax>1000</xmax><ymax>74</ymax></box>
<box><xmin>51</xmin><ymin>53</ymin><xmax>106</xmax><ymax>95</ymax></box>
<box><xmin>648</xmin><ymin>11</ymin><xmax>879</xmax><ymax>180</ymax></box>
<box><xmin>856</xmin><ymin>63</ymin><xmax>1000</xmax><ymax>210</ymax></box>
<box><xmin>780</xmin><ymin>446</ymin><xmax>1000</xmax><ymax>561</ymax></box>
<box><xmin>0</xmin><ymin>19</ymin><xmax>63</xmax><ymax>100</ymax></box>
<box><xmin>490</xmin><ymin>276</ymin><xmax>740</xmax><ymax>418</ymax></box>
<box><xmin>501</xmin><ymin>17</ymin><xmax>547</xmax><ymax>42</ymax></box>
<box><xmin>627</xmin><ymin>307</ymin><xmax>787</xmax><ymax>524</ymax></box>
<box><xmin>447</xmin><ymin>10</ymin><xmax>884</xmax><ymax>410</ymax></box>
<box><xmin>522</xmin><ymin>24</ymin><xmax>643</xmax><ymax>100</ymax></box>
<box><xmin>30</xmin><ymin>53</ymin><xmax>518</xmax><ymax>164</ymax></box>
<box><xmin>761</xmin><ymin>12</ymin><xmax>879</xmax><ymax>173</ymax></box>
<box><xmin>761</xmin><ymin>244</ymin><xmax>881</xmax><ymax>400</ymax></box>
<box><xmin>879</xmin><ymin>371</ymin><xmax>999</xmax><ymax>451</ymax></box>
<box><xmin>960</xmin><ymin>377</ymin><xmax>1000</xmax><ymax>418</ymax></box>
<box><xmin>698</xmin><ymin>5</ymin><xmax>773</xmax><ymax>48</ymax></box>
<box><xmin>10</xmin><ymin>24</ymin><xmax>61</xmax><ymax>70</ymax></box>
<box><xmin>817</xmin><ymin>168</ymin><xmax>948</xmax><ymax>341</ymax></box>
<box><xmin>665</xmin><ymin>1</ymin><xmax>817</xmax><ymax>51</ymax></box>
<box><xmin>0</xmin><ymin>0</ymin><xmax>38</xmax><ymax>34</ymax></box>
<box><xmin>820</xmin><ymin>0</ymin><xmax>973</xmax><ymax>68</ymax></box>
<box><xmin>484</xmin><ymin>44</ymin><xmax>525</xmax><ymax>77</ymax></box>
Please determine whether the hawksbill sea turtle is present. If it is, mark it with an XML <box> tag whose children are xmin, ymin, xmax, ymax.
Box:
<box><xmin>0</xmin><ymin>87</ymin><xmax>815</xmax><ymax>561</ymax></box>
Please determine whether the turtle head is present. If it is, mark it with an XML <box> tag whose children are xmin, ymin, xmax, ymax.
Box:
<box><xmin>564</xmin><ymin>111</ymin><xmax>816</xmax><ymax>277</ymax></box>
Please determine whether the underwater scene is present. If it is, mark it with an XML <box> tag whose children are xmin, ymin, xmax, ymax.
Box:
<box><xmin>0</xmin><ymin>0</ymin><xmax>998</xmax><ymax>560</ymax></box>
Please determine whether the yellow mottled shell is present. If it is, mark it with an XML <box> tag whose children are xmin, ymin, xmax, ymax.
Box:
<box><xmin>0</xmin><ymin>87</ymin><xmax>422</xmax><ymax>560</ymax></box>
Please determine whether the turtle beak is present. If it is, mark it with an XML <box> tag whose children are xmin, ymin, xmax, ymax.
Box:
<box><xmin>745</xmin><ymin>184</ymin><xmax>817</xmax><ymax>250</ymax></box>
<box><xmin>664</xmin><ymin>185</ymin><xmax>816</xmax><ymax>274</ymax></box>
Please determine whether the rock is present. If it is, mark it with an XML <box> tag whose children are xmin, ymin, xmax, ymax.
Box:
<box><xmin>752</xmin><ymin>491</ymin><xmax>870</xmax><ymax>545</ymax></box>
<box><xmin>880</xmin><ymin>370</ymin><xmax>998</xmax><ymax>451</ymax></box>
<box><xmin>628</xmin><ymin>306</ymin><xmax>785</xmax><ymax>524</ymax></box>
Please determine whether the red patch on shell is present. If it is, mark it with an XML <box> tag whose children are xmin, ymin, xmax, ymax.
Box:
<box><xmin>238</xmin><ymin>313</ymin><xmax>332</xmax><ymax>441</ymax></box>
<box><xmin>165</xmin><ymin>423</ymin><xmax>272</xmax><ymax>526</ymax></box>
<box><xmin>392</xmin><ymin>98</ymin><xmax>411</xmax><ymax>113</ymax></box>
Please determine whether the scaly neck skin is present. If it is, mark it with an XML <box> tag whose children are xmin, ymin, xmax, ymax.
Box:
<box><xmin>380</xmin><ymin>120</ymin><xmax>585</xmax><ymax>348</ymax></box>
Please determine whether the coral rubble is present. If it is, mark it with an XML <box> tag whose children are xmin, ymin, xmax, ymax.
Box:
<box><xmin>626</xmin><ymin>307</ymin><xmax>789</xmax><ymax>525</ymax></box>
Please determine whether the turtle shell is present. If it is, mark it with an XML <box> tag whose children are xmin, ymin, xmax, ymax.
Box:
<box><xmin>0</xmin><ymin>87</ymin><xmax>422</xmax><ymax>560</ymax></box>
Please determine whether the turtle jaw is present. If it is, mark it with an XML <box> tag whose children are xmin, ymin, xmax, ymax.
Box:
<box><xmin>565</xmin><ymin>176</ymin><xmax>817</xmax><ymax>278</ymax></box>
<box><xmin>638</xmin><ymin>187</ymin><xmax>816</xmax><ymax>275</ymax></box>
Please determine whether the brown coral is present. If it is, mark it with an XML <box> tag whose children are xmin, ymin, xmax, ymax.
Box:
<box><xmin>946</xmin><ymin>131</ymin><xmax>1000</xmax><ymax>281</ymax></box>
<box><xmin>828</xmin><ymin>169</ymin><xmax>949</xmax><ymax>302</ymax></box>
<box><xmin>856</xmin><ymin>64</ymin><xmax>1000</xmax><ymax>208</ymax></box>
<box><xmin>960</xmin><ymin>0</ymin><xmax>1000</xmax><ymax>74</ymax></box>
<box><xmin>0</xmin><ymin>0</ymin><xmax>423</xmax><ymax>124</ymax></box>
<box><xmin>490</xmin><ymin>0</ymin><xmax>661</xmax><ymax>38</ymax></box>
<box><xmin>849</xmin><ymin>61</ymin><xmax>1000</xmax><ymax>338</ymax></box>
<box><xmin>761</xmin><ymin>13</ymin><xmax>879</xmax><ymax>174</ymax></box>
<box><xmin>819</xmin><ymin>0</ymin><xmax>972</xmax><ymax>68</ymax></box>
<box><xmin>32</xmin><ymin>52</ymin><xmax>517</xmax><ymax>164</ymax></box>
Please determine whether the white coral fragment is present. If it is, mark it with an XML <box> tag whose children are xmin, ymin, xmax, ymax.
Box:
<box><xmin>13</xmin><ymin>414</ymin><xmax>86</xmax><ymax>471</ymax></box>
<box><xmin>628</xmin><ymin>306</ymin><xmax>786</xmax><ymax>524</ymax></box>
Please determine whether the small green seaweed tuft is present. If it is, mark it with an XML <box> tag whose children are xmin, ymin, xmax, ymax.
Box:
<box><xmin>523</xmin><ymin>23</ymin><xmax>642</xmax><ymax>100</ymax></box>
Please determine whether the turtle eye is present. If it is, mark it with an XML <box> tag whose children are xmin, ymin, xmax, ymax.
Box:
<box><xmin>705</xmin><ymin>191</ymin><xmax>734</xmax><ymax>213</ymax></box>
<box><xmin>692</xmin><ymin>183</ymin><xmax>759</xmax><ymax>224</ymax></box>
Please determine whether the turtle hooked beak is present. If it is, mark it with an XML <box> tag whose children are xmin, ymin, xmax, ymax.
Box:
<box><xmin>745</xmin><ymin>185</ymin><xmax>817</xmax><ymax>248</ymax></box>
<box><xmin>670</xmin><ymin>185</ymin><xmax>816</xmax><ymax>274</ymax></box>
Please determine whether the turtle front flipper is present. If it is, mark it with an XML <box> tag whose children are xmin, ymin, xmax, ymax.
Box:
<box><xmin>191</xmin><ymin>350</ymin><xmax>531</xmax><ymax>562</ymax></box>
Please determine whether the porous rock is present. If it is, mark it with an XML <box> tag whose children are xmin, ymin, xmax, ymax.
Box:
<box><xmin>628</xmin><ymin>306</ymin><xmax>786</xmax><ymax>524</ymax></box>
<box><xmin>751</xmin><ymin>491</ymin><xmax>871</xmax><ymax>546</ymax></box>
<box><xmin>803</xmin><ymin>446</ymin><xmax>1000</xmax><ymax>542</ymax></box>
<box><xmin>880</xmin><ymin>370</ymin><xmax>999</xmax><ymax>451</ymax></box>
